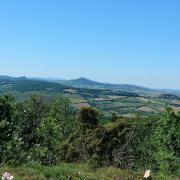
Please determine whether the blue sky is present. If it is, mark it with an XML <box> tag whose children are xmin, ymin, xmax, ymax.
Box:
<box><xmin>0</xmin><ymin>0</ymin><xmax>180</xmax><ymax>89</ymax></box>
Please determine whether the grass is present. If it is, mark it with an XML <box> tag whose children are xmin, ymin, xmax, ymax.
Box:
<box><xmin>0</xmin><ymin>163</ymin><xmax>179</xmax><ymax>180</ymax></box>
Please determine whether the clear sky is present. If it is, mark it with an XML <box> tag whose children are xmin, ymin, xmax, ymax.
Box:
<box><xmin>0</xmin><ymin>0</ymin><xmax>180</xmax><ymax>89</ymax></box>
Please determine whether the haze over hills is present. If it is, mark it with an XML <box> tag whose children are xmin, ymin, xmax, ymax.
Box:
<box><xmin>1</xmin><ymin>75</ymin><xmax>180</xmax><ymax>96</ymax></box>
<box><xmin>54</xmin><ymin>77</ymin><xmax>180</xmax><ymax>96</ymax></box>
<box><xmin>0</xmin><ymin>75</ymin><xmax>180</xmax><ymax>95</ymax></box>
<box><xmin>1</xmin><ymin>75</ymin><xmax>180</xmax><ymax>117</ymax></box>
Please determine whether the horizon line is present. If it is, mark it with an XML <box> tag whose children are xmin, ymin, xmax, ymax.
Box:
<box><xmin>1</xmin><ymin>74</ymin><xmax>180</xmax><ymax>91</ymax></box>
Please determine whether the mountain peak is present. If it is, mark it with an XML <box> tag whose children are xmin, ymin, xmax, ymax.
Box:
<box><xmin>69</xmin><ymin>77</ymin><xmax>101</xmax><ymax>86</ymax></box>
<box><xmin>77</xmin><ymin>77</ymin><xmax>90</xmax><ymax>81</ymax></box>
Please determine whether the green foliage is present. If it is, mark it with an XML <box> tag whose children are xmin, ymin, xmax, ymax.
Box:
<box><xmin>0</xmin><ymin>94</ymin><xmax>76</xmax><ymax>166</ymax></box>
<box><xmin>151</xmin><ymin>107</ymin><xmax>180</xmax><ymax>174</ymax></box>
<box><xmin>2</xmin><ymin>76</ymin><xmax>180</xmax><ymax>117</ymax></box>
<box><xmin>0</xmin><ymin>163</ymin><xmax>178</xmax><ymax>180</ymax></box>
<box><xmin>33</xmin><ymin>97</ymin><xmax>77</xmax><ymax>165</ymax></box>
<box><xmin>111</xmin><ymin>112</ymin><xmax>118</xmax><ymax>122</ymax></box>
<box><xmin>0</xmin><ymin>94</ymin><xmax>180</xmax><ymax>177</ymax></box>
<box><xmin>17</xmin><ymin>95</ymin><xmax>48</xmax><ymax>149</ymax></box>
<box><xmin>131</xmin><ymin>109</ymin><xmax>180</xmax><ymax>175</ymax></box>
<box><xmin>131</xmin><ymin>116</ymin><xmax>158</xmax><ymax>170</ymax></box>
<box><xmin>60</xmin><ymin>118</ymin><xmax>135</xmax><ymax>170</ymax></box>
<box><xmin>49</xmin><ymin>96</ymin><xmax>77</xmax><ymax>141</ymax></box>
<box><xmin>0</xmin><ymin>94</ymin><xmax>19</xmax><ymax>165</ymax></box>
<box><xmin>79</xmin><ymin>107</ymin><xmax>99</xmax><ymax>127</ymax></box>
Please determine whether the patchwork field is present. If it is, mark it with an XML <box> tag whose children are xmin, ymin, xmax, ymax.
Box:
<box><xmin>64</xmin><ymin>89</ymin><xmax>180</xmax><ymax>117</ymax></box>
<box><xmin>0</xmin><ymin>76</ymin><xmax>180</xmax><ymax>117</ymax></box>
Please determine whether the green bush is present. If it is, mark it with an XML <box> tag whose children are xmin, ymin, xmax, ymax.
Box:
<box><xmin>0</xmin><ymin>94</ymin><xmax>179</xmax><ymax>177</ymax></box>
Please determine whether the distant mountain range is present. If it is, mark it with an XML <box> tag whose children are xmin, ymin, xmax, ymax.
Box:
<box><xmin>1</xmin><ymin>75</ymin><xmax>180</xmax><ymax>116</ymax></box>
<box><xmin>55</xmin><ymin>77</ymin><xmax>180</xmax><ymax>96</ymax></box>
<box><xmin>0</xmin><ymin>75</ymin><xmax>180</xmax><ymax>96</ymax></box>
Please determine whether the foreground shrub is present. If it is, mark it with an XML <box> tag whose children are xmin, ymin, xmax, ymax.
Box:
<box><xmin>0</xmin><ymin>94</ymin><xmax>179</xmax><ymax>176</ymax></box>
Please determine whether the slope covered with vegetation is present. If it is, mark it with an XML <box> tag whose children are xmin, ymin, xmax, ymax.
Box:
<box><xmin>0</xmin><ymin>94</ymin><xmax>179</xmax><ymax>179</ymax></box>
<box><xmin>1</xmin><ymin>76</ymin><xmax>180</xmax><ymax>117</ymax></box>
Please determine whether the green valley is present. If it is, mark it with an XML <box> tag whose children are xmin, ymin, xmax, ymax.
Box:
<box><xmin>0</xmin><ymin>76</ymin><xmax>180</xmax><ymax>117</ymax></box>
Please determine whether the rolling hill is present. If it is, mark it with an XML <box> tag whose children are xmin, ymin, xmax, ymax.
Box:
<box><xmin>57</xmin><ymin>77</ymin><xmax>177</xmax><ymax>96</ymax></box>
<box><xmin>0</xmin><ymin>75</ymin><xmax>180</xmax><ymax>117</ymax></box>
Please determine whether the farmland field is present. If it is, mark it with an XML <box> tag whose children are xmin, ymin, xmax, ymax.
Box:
<box><xmin>1</xmin><ymin>76</ymin><xmax>180</xmax><ymax>117</ymax></box>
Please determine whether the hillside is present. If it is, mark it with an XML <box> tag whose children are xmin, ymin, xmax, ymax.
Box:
<box><xmin>57</xmin><ymin>77</ymin><xmax>180</xmax><ymax>96</ymax></box>
<box><xmin>1</xmin><ymin>75</ymin><xmax>180</xmax><ymax>117</ymax></box>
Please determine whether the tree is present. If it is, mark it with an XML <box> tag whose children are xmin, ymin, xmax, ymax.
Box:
<box><xmin>0</xmin><ymin>94</ymin><xmax>16</xmax><ymax>164</ymax></box>
<box><xmin>79</xmin><ymin>107</ymin><xmax>99</xmax><ymax>127</ymax></box>
<box><xmin>49</xmin><ymin>96</ymin><xmax>76</xmax><ymax>141</ymax></box>
<box><xmin>36</xmin><ymin>117</ymin><xmax>62</xmax><ymax>165</ymax></box>
<box><xmin>32</xmin><ymin>96</ymin><xmax>77</xmax><ymax>165</ymax></box>
<box><xmin>15</xmin><ymin>95</ymin><xmax>49</xmax><ymax>150</ymax></box>
<box><xmin>111</xmin><ymin>112</ymin><xmax>118</xmax><ymax>122</ymax></box>
<box><xmin>152</xmin><ymin>107</ymin><xmax>180</xmax><ymax>174</ymax></box>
